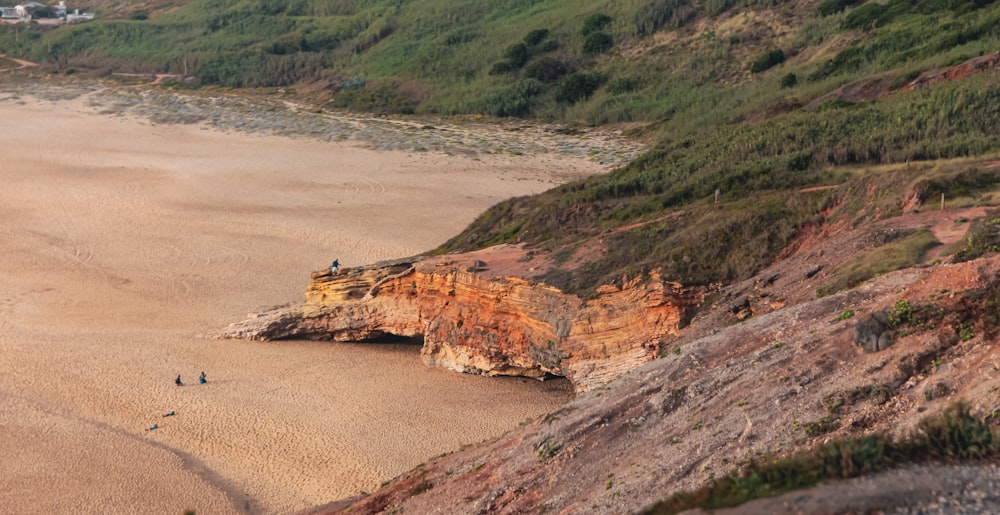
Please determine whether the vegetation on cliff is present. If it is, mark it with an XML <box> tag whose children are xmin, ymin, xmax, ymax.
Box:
<box><xmin>5</xmin><ymin>1</ymin><xmax>998</xmax><ymax>511</ymax></box>
<box><xmin>4</xmin><ymin>0</ymin><xmax>996</xmax><ymax>294</ymax></box>
<box><xmin>649</xmin><ymin>402</ymin><xmax>1000</xmax><ymax>514</ymax></box>
<box><xmin>1</xmin><ymin>0</ymin><xmax>998</xmax><ymax>121</ymax></box>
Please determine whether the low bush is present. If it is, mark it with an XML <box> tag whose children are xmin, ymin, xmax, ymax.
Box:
<box><xmin>328</xmin><ymin>83</ymin><xmax>417</xmax><ymax>114</ymax></box>
<box><xmin>556</xmin><ymin>72</ymin><xmax>603</xmax><ymax>104</ymax></box>
<box><xmin>583</xmin><ymin>31</ymin><xmax>614</xmax><ymax>55</ymax></box>
<box><xmin>475</xmin><ymin>79</ymin><xmax>543</xmax><ymax>117</ymax></box>
<box><xmin>750</xmin><ymin>49</ymin><xmax>785</xmax><ymax>73</ymax></box>
<box><xmin>523</xmin><ymin>28</ymin><xmax>550</xmax><ymax>46</ymax></box>
<box><xmin>523</xmin><ymin>57</ymin><xmax>569</xmax><ymax>83</ymax></box>
<box><xmin>581</xmin><ymin>13</ymin><xmax>612</xmax><ymax>36</ymax></box>
<box><xmin>503</xmin><ymin>42</ymin><xmax>529</xmax><ymax>68</ymax></box>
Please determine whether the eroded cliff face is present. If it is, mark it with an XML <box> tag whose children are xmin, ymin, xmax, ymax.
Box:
<box><xmin>308</xmin><ymin>252</ymin><xmax>1000</xmax><ymax>515</ymax></box>
<box><xmin>222</xmin><ymin>253</ymin><xmax>703</xmax><ymax>392</ymax></box>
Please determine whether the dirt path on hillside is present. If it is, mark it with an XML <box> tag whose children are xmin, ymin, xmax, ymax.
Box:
<box><xmin>878</xmin><ymin>206</ymin><xmax>987</xmax><ymax>261</ymax></box>
<box><xmin>0</xmin><ymin>54</ymin><xmax>37</xmax><ymax>72</ymax></box>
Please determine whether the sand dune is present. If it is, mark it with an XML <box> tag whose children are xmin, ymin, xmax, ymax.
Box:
<box><xmin>0</xmin><ymin>88</ymin><xmax>613</xmax><ymax>513</ymax></box>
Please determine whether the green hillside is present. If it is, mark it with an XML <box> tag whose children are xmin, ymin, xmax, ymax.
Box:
<box><xmin>3</xmin><ymin>0</ymin><xmax>999</xmax><ymax>294</ymax></box>
<box><xmin>3</xmin><ymin>0</ymin><xmax>997</xmax><ymax>122</ymax></box>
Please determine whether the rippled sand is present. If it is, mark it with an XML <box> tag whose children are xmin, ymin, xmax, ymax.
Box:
<box><xmin>0</xmin><ymin>89</ymin><xmax>607</xmax><ymax>513</ymax></box>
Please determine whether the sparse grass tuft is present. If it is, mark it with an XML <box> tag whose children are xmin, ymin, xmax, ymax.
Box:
<box><xmin>818</xmin><ymin>230</ymin><xmax>939</xmax><ymax>297</ymax></box>
<box><xmin>645</xmin><ymin>402</ymin><xmax>999</xmax><ymax>514</ymax></box>
<box><xmin>952</xmin><ymin>210</ymin><xmax>1000</xmax><ymax>263</ymax></box>
<box><xmin>836</xmin><ymin>309</ymin><xmax>855</xmax><ymax>321</ymax></box>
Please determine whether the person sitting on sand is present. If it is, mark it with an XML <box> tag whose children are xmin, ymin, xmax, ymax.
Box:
<box><xmin>331</xmin><ymin>259</ymin><xmax>340</xmax><ymax>275</ymax></box>
<box><xmin>175</xmin><ymin>375</ymin><xmax>183</xmax><ymax>386</ymax></box>
<box><xmin>199</xmin><ymin>371</ymin><xmax>207</xmax><ymax>384</ymax></box>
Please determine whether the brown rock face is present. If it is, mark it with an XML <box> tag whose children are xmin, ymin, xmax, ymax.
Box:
<box><xmin>312</xmin><ymin>254</ymin><xmax>1000</xmax><ymax>515</ymax></box>
<box><xmin>222</xmin><ymin>255</ymin><xmax>702</xmax><ymax>392</ymax></box>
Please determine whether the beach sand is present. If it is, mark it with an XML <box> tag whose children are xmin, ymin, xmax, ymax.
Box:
<box><xmin>0</xmin><ymin>87</ymin><xmax>614</xmax><ymax>513</ymax></box>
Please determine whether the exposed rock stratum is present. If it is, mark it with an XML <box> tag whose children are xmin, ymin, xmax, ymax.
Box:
<box><xmin>222</xmin><ymin>250</ymin><xmax>703</xmax><ymax>392</ymax></box>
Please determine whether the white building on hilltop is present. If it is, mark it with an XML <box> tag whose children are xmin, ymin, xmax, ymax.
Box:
<box><xmin>0</xmin><ymin>1</ymin><xmax>94</xmax><ymax>22</ymax></box>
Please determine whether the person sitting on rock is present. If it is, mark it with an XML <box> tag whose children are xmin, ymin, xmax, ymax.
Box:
<box><xmin>331</xmin><ymin>259</ymin><xmax>340</xmax><ymax>275</ymax></box>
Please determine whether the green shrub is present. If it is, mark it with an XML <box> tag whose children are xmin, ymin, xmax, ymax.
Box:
<box><xmin>607</xmin><ymin>77</ymin><xmax>641</xmax><ymax>94</ymax></box>
<box><xmin>490</xmin><ymin>61</ymin><xmax>515</xmax><ymax>75</ymax></box>
<box><xmin>476</xmin><ymin>79</ymin><xmax>543</xmax><ymax>117</ymax></box>
<box><xmin>523</xmin><ymin>28</ymin><xmax>549</xmax><ymax>46</ymax></box>
<box><xmin>786</xmin><ymin>151</ymin><xmax>812</xmax><ymax>171</ymax></box>
<box><xmin>750</xmin><ymin>49</ymin><xmax>785</xmax><ymax>73</ymax></box>
<box><xmin>779</xmin><ymin>72</ymin><xmax>798</xmax><ymax>88</ymax></box>
<box><xmin>583</xmin><ymin>31</ymin><xmax>614</xmax><ymax>55</ymax></box>
<box><xmin>329</xmin><ymin>84</ymin><xmax>417</xmax><ymax>114</ymax></box>
<box><xmin>952</xmin><ymin>211</ymin><xmax>1000</xmax><ymax>262</ymax></box>
<box><xmin>537</xmin><ymin>39</ymin><xmax>560</xmax><ymax>52</ymax></box>
<box><xmin>556</xmin><ymin>72</ymin><xmax>603</xmax><ymax>104</ymax></box>
<box><xmin>581</xmin><ymin>13</ymin><xmax>612</xmax><ymax>36</ymax></box>
<box><xmin>837</xmin><ymin>309</ymin><xmax>855</xmax><ymax>321</ymax></box>
<box><xmin>197</xmin><ymin>57</ymin><xmax>244</xmax><ymax>87</ymax></box>
<box><xmin>523</xmin><ymin>57</ymin><xmax>569</xmax><ymax>83</ymax></box>
<box><xmin>503</xmin><ymin>42</ymin><xmax>529</xmax><ymax>68</ymax></box>
<box><xmin>888</xmin><ymin>299</ymin><xmax>916</xmax><ymax>326</ymax></box>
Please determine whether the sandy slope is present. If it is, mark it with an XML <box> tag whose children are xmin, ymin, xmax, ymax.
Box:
<box><xmin>0</xmin><ymin>88</ymin><xmax>608</xmax><ymax>513</ymax></box>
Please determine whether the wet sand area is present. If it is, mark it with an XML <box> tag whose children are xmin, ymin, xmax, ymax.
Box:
<box><xmin>0</xmin><ymin>81</ymin><xmax>637</xmax><ymax>513</ymax></box>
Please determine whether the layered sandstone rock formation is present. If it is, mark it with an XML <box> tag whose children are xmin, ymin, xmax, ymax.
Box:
<box><xmin>310</xmin><ymin>251</ymin><xmax>1000</xmax><ymax>515</ymax></box>
<box><xmin>223</xmin><ymin>252</ymin><xmax>703</xmax><ymax>392</ymax></box>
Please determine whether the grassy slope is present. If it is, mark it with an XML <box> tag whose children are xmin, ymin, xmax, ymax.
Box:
<box><xmin>3</xmin><ymin>0</ymin><xmax>998</xmax><ymax>119</ymax></box>
<box><xmin>2</xmin><ymin>0</ymin><xmax>998</xmax><ymax>294</ymax></box>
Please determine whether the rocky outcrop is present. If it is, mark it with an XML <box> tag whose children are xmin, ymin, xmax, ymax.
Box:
<box><xmin>854</xmin><ymin>310</ymin><xmax>896</xmax><ymax>352</ymax></box>
<box><xmin>313</xmin><ymin>254</ymin><xmax>1000</xmax><ymax>515</ymax></box>
<box><xmin>222</xmin><ymin>253</ymin><xmax>703</xmax><ymax>392</ymax></box>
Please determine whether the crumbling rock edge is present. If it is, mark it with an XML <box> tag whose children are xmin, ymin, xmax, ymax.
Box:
<box><xmin>308</xmin><ymin>254</ymin><xmax>1000</xmax><ymax>515</ymax></box>
<box><xmin>221</xmin><ymin>252</ymin><xmax>704</xmax><ymax>392</ymax></box>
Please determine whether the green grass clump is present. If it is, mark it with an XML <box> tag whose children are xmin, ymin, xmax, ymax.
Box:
<box><xmin>750</xmin><ymin>48</ymin><xmax>785</xmax><ymax>73</ymax></box>
<box><xmin>817</xmin><ymin>229</ymin><xmax>939</xmax><ymax>297</ymax></box>
<box><xmin>645</xmin><ymin>402</ymin><xmax>1000</xmax><ymax>514</ymax></box>
<box><xmin>952</xmin><ymin>210</ymin><xmax>1000</xmax><ymax>263</ymax></box>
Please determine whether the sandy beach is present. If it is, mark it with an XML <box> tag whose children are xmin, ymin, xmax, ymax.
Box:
<box><xmin>0</xmin><ymin>83</ymin><xmax>628</xmax><ymax>513</ymax></box>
